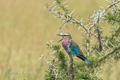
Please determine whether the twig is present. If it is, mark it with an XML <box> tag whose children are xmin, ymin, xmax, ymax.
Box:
<box><xmin>58</xmin><ymin>22</ymin><xmax>66</xmax><ymax>32</ymax></box>
<box><xmin>106</xmin><ymin>26</ymin><xmax>120</xmax><ymax>43</ymax></box>
<box><xmin>96</xmin><ymin>17</ymin><xmax>102</xmax><ymax>51</ymax></box>
<box><xmin>102</xmin><ymin>0</ymin><xmax>120</xmax><ymax>14</ymax></box>
<box><xmin>95</xmin><ymin>46</ymin><xmax>120</xmax><ymax>67</ymax></box>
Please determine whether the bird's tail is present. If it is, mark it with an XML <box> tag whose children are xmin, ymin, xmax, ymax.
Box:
<box><xmin>85</xmin><ymin>58</ymin><xmax>92</xmax><ymax>65</ymax></box>
<box><xmin>77</xmin><ymin>55</ymin><xmax>92</xmax><ymax>65</ymax></box>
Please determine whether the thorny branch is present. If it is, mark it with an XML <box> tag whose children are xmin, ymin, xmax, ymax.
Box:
<box><xmin>45</xmin><ymin>0</ymin><xmax>120</xmax><ymax>79</ymax></box>
<box><xmin>106</xmin><ymin>26</ymin><xmax>120</xmax><ymax>43</ymax></box>
<box><xmin>95</xmin><ymin>46</ymin><xmax>120</xmax><ymax>67</ymax></box>
<box><xmin>46</xmin><ymin>0</ymin><xmax>120</xmax><ymax>54</ymax></box>
<box><xmin>88</xmin><ymin>0</ymin><xmax>120</xmax><ymax>52</ymax></box>
<box><xmin>46</xmin><ymin>3</ymin><xmax>88</xmax><ymax>33</ymax></box>
<box><xmin>39</xmin><ymin>54</ymin><xmax>61</xmax><ymax>79</ymax></box>
<box><xmin>89</xmin><ymin>0</ymin><xmax>120</xmax><ymax>30</ymax></box>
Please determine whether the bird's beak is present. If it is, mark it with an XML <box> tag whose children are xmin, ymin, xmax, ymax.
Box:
<box><xmin>57</xmin><ymin>34</ymin><xmax>62</xmax><ymax>36</ymax></box>
<box><xmin>57</xmin><ymin>34</ymin><xmax>64</xmax><ymax>42</ymax></box>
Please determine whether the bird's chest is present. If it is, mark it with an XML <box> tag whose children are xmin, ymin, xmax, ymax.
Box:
<box><xmin>62</xmin><ymin>40</ymin><xmax>70</xmax><ymax>50</ymax></box>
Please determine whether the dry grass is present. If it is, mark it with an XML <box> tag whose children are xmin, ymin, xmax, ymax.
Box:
<box><xmin>0</xmin><ymin>0</ymin><xmax>119</xmax><ymax>80</ymax></box>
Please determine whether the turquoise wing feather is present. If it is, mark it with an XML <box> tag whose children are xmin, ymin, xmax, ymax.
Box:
<box><xmin>69</xmin><ymin>40</ymin><xmax>92</xmax><ymax>64</ymax></box>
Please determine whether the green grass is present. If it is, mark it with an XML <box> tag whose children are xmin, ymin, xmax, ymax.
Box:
<box><xmin>0</xmin><ymin>0</ymin><xmax>119</xmax><ymax>80</ymax></box>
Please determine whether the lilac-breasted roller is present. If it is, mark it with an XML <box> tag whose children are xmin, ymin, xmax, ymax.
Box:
<box><xmin>57</xmin><ymin>32</ymin><xmax>92</xmax><ymax>64</ymax></box>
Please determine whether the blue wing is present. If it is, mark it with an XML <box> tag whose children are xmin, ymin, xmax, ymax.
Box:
<box><xmin>69</xmin><ymin>40</ymin><xmax>92</xmax><ymax>64</ymax></box>
<box><xmin>69</xmin><ymin>40</ymin><xmax>83</xmax><ymax>56</ymax></box>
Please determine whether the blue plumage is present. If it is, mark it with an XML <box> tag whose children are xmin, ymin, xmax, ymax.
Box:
<box><xmin>69</xmin><ymin>40</ymin><xmax>92</xmax><ymax>64</ymax></box>
<box><xmin>57</xmin><ymin>32</ymin><xmax>92</xmax><ymax>65</ymax></box>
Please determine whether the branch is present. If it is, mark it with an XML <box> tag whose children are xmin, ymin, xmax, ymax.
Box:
<box><xmin>102</xmin><ymin>0</ymin><xmax>120</xmax><ymax>14</ymax></box>
<box><xmin>68</xmin><ymin>51</ymin><xmax>74</xmax><ymax>80</ymax></box>
<box><xmin>46</xmin><ymin>1</ymin><xmax>88</xmax><ymax>33</ymax></box>
<box><xmin>88</xmin><ymin>1</ymin><xmax>120</xmax><ymax>49</ymax></box>
<box><xmin>97</xmin><ymin>21</ymin><xmax>102</xmax><ymax>51</ymax></box>
<box><xmin>58</xmin><ymin>22</ymin><xmax>66</xmax><ymax>32</ymax></box>
<box><xmin>89</xmin><ymin>0</ymin><xmax>120</xmax><ymax>30</ymax></box>
<box><xmin>55</xmin><ymin>0</ymin><xmax>88</xmax><ymax>32</ymax></box>
<box><xmin>95</xmin><ymin>46</ymin><xmax>120</xmax><ymax>67</ymax></box>
<box><xmin>106</xmin><ymin>26</ymin><xmax>120</xmax><ymax>43</ymax></box>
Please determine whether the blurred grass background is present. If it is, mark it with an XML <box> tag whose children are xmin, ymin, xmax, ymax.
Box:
<box><xmin>0</xmin><ymin>0</ymin><xmax>119</xmax><ymax>80</ymax></box>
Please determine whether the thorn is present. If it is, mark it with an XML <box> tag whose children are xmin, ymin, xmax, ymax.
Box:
<box><xmin>64</xmin><ymin>5</ymin><xmax>69</xmax><ymax>8</ymax></box>
<box><xmin>69</xmin><ymin>10</ymin><xmax>75</xmax><ymax>16</ymax></box>
<box><xmin>62</xmin><ymin>1</ymin><xmax>68</xmax><ymax>5</ymax></box>
<box><xmin>52</xmin><ymin>5</ymin><xmax>57</xmax><ymax>11</ymax></box>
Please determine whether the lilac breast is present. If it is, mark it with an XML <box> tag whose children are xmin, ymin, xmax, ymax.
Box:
<box><xmin>62</xmin><ymin>41</ymin><xmax>69</xmax><ymax>50</ymax></box>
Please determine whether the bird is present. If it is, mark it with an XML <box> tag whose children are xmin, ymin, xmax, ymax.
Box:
<box><xmin>57</xmin><ymin>32</ymin><xmax>92</xmax><ymax>64</ymax></box>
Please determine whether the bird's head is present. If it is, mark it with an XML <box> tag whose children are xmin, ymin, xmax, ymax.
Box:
<box><xmin>57</xmin><ymin>32</ymin><xmax>72</xmax><ymax>42</ymax></box>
